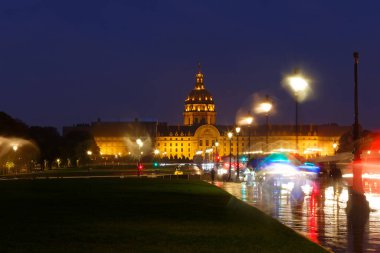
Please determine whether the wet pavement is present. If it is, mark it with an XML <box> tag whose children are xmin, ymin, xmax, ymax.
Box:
<box><xmin>216</xmin><ymin>177</ymin><xmax>380</xmax><ymax>253</ymax></box>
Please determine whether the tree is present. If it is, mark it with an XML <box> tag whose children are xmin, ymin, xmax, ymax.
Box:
<box><xmin>62</xmin><ymin>130</ymin><xmax>99</xmax><ymax>167</ymax></box>
<box><xmin>0</xmin><ymin>112</ymin><xmax>29</xmax><ymax>138</ymax></box>
<box><xmin>29</xmin><ymin>126</ymin><xmax>62</xmax><ymax>169</ymax></box>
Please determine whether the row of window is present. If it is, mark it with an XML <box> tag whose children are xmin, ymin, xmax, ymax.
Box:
<box><xmin>157</xmin><ymin>143</ymin><xmax>191</xmax><ymax>147</ymax></box>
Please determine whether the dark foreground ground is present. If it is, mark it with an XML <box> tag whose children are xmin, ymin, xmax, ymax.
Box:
<box><xmin>0</xmin><ymin>178</ymin><xmax>327</xmax><ymax>253</ymax></box>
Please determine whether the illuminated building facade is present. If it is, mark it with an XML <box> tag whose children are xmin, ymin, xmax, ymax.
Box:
<box><xmin>64</xmin><ymin>66</ymin><xmax>350</xmax><ymax>160</ymax></box>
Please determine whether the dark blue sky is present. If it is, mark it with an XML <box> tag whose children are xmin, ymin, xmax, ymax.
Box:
<box><xmin>1</xmin><ymin>0</ymin><xmax>380</xmax><ymax>130</ymax></box>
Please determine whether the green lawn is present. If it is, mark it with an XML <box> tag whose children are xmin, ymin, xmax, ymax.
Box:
<box><xmin>0</xmin><ymin>178</ymin><xmax>327</xmax><ymax>253</ymax></box>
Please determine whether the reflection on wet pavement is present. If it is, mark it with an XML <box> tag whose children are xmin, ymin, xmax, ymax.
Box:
<box><xmin>217</xmin><ymin>178</ymin><xmax>380</xmax><ymax>253</ymax></box>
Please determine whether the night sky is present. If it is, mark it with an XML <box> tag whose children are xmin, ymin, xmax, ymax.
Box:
<box><xmin>1</xmin><ymin>0</ymin><xmax>380</xmax><ymax>130</ymax></box>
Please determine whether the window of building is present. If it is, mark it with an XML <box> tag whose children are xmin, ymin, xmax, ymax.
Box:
<box><xmin>206</xmin><ymin>140</ymin><xmax>209</xmax><ymax>146</ymax></box>
<box><xmin>188</xmin><ymin>143</ymin><xmax>190</xmax><ymax>146</ymax></box>
<box><xmin>199</xmin><ymin>140</ymin><xmax>203</xmax><ymax>146</ymax></box>
<box><xmin>212</xmin><ymin>140</ymin><xmax>215</xmax><ymax>146</ymax></box>
<box><xmin>176</xmin><ymin>148</ymin><xmax>178</xmax><ymax>152</ymax></box>
<box><xmin>188</xmin><ymin>148</ymin><xmax>190</xmax><ymax>152</ymax></box>
<box><xmin>170</xmin><ymin>143</ymin><xmax>172</xmax><ymax>146</ymax></box>
<box><xmin>175</xmin><ymin>143</ymin><xmax>178</xmax><ymax>146</ymax></box>
<box><xmin>181</xmin><ymin>148</ymin><xmax>183</xmax><ymax>152</ymax></box>
<box><xmin>181</xmin><ymin>143</ymin><xmax>183</xmax><ymax>146</ymax></box>
<box><xmin>157</xmin><ymin>143</ymin><xmax>160</xmax><ymax>146</ymax></box>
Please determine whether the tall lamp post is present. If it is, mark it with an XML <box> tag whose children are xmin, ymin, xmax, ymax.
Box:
<box><xmin>288</xmin><ymin>69</ymin><xmax>308</xmax><ymax>153</ymax></box>
<box><xmin>352</xmin><ymin>52</ymin><xmax>365</xmax><ymax>195</ymax></box>
<box><xmin>259</xmin><ymin>95</ymin><xmax>273</xmax><ymax>152</ymax></box>
<box><xmin>228</xmin><ymin>132</ymin><xmax>233</xmax><ymax>181</ymax></box>
<box><xmin>347</xmin><ymin>51</ymin><xmax>369</xmax><ymax>216</ymax></box>
<box><xmin>353</xmin><ymin>52</ymin><xmax>360</xmax><ymax>162</ymax></box>
<box><xmin>245</xmin><ymin>117</ymin><xmax>253</xmax><ymax>162</ymax></box>
<box><xmin>215</xmin><ymin>141</ymin><xmax>219</xmax><ymax>170</ymax></box>
<box><xmin>235</xmin><ymin>126</ymin><xmax>241</xmax><ymax>181</ymax></box>
<box><xmin>136</xmin><ymin>138</ymin><xmax>143</xmax><ymax>176</ymax></box>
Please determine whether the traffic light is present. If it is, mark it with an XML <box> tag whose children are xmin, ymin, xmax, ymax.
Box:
<box><xmin>153</xmin><ymin>162</ymin><xmax>159</xmax><ymax>167</ymax></box>
<box><xmin>216</xmin><ymin>155</ymin><xmax>220</xmax><ymax>162</ymax></box>
<box><xmin>138</xmin><ymin>162</ymin><xmax>143</xmax><ymax>170</ymax></box>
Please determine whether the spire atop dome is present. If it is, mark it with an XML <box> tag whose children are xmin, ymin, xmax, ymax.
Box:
<box><xmin>195</xmin><ymin>63</ymin><xmax>204</xmax><ymax>89</ymax></box>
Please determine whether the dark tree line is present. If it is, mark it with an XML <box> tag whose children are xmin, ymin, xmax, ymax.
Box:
<box><xmin>0</xmin><ymin>112</ymin><xmax>99</xmax><ymax>169</ymax></box>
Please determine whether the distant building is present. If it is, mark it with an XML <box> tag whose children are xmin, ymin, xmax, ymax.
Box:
<box><xmin>64</xmin><ymin>66</ymin><xmax>350</xmax><ymax>160</ymax></box>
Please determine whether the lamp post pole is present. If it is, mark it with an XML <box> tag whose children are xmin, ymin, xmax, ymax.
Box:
<box><xmin>235</xmin><ymin>127</ymin><xmax>241</xmax><ymax>182</ymax></box>
<box><xmin>295</xmin><ymin>95</ymin><xmax>299</xmax><ymax>152</ymax></box>
<box><xmin>245</xmin><ymin>116</ymin><xmax>253</xmax><ymax>162</ymax></box>
<box><xmin>348</xmin><ymin>51</ymin><xmax>369</xmax><ymax>214</ymax></box>
<box><xmin>215</xmin><ymin>141</ymin><xmax>219</xmax><ymax>170</ymax></box>
<box><xmin>265</xmin><ymin>112</ymin><xmax>269</xmax><ymax>151</ymax></box>
<box><xmin>248</xmin><ymin>125</ymin><xmax>251</xmax><ymax>161</ymax></box>
<box><xmin>352</xmin><ymin>52</ymin><xmax>364</xmax><ymax>194</ymax></box>
<box><xmin>136</xmin><ymin>138</ymin><xmax>143</xmax><ymax>177</ymax></box>
<box><xmin>288</xmin><ymin>69</ymin><xmax>307</xmax><ymax>153</ymax></box>
<box><xmin>258</xmin><ymin>95</ymin><xmax>272</xmax><ymax>153</ymax></box>
<box><xmin>353</xmin><ymin>52</ymin><xmax>360</xmax><ymax>161</ymax></box>
<box><xmin>228</xmin><ymin>132</ymin><xmax>233</xmax><ymax>181</ymax></box>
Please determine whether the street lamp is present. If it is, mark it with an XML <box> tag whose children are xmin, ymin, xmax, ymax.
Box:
<box><xmin>235</xmin><ymin>126</ymin><xmax>241</xmax><ymax>181</ymax></box>
<box><xmin>287</xmin><ymin>69</ymin><xmax>309</xmax><ymax>152</ymax></box>
<box><xmin>214</xmin><ymin>141</ymin><xmax>219</xmax><ymax>168</ymax></box>
<box><xmin>259</xmin><ymin>95</ymin><xmax>272</xmax><ymax>152</ymax></box>
<box><xmin>244</xmin><ymin>116</ymin><xmax>253</xmax><ymax>161</ymax></box>
<box><xmin>227</xmin><ymin>132</ymin><xmax>233</xmax><ymax>181</ymax></box>
<box><xmin>136</xmin><ymin>138</ymin><xmax>143</xmax><ymax>176</ymax></box>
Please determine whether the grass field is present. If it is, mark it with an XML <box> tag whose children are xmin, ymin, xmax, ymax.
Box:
<box><xmin>0</xmin><ymin>178</ymin><xmax>327</xmax><ymax>253</ymax></box>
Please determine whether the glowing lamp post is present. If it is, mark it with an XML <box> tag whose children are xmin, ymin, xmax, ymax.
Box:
<box><xmin>258</xmin><ymin>95</ymin><xmax>272</xmax><ymax>151</ymax></box>
<box><xmin>244</xmin><ymin>116</ymin><xmax>253</xmax><ymax>161</ymax></box>
<box><xmin>136</xmin><ymin>138</ymin><xmax>143</xmax><ymax>176</ymax></box>
<box><xmin>287</xmin><ymin>69</ymin><xmax>308</xmax><ymax>152</ymax></box>
<box><xmin>214</xmin><ymin>141</ymin><xmax>219</xmax><ymax>169</ymax></box>
<box><xmin>235</xmin><ymin>126</ymin><xmax>241</xmax><ymax>181</ymax></box>
<box><xmin>227</xmin><ymin>132</ymin><xmax>233</xmax><ymax>181</ymax></box>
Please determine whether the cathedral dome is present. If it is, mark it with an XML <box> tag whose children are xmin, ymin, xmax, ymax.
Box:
<box><xmin>185</xmin><ymin>89</ymin><xmax>214</xmax><ymax>105</ymax></box>
<box><xmin>183</xmin><ymin>65</ymin><xmax>216</xmax><ymax>126</ymax></box>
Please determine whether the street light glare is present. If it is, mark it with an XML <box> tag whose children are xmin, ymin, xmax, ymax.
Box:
<box><xmin>245</xmin><ymin>117</ymin><xmax>253</xmax><ymax>125</ymax></box>
<box><xmin>235</xmin><ymin>127</ymin><xmax>241</xmax><ymax>134</ymax></box>
<box><xmin>136</xmin><ymin>138</ymin><xmax>143</xmax><ymax>147</ymax></box>
<box><xmin>259</xmin><ymin>102</ymin><xmax>272</xmax><ymax>113</ymax></box>
<box><xmin>288</xmin><ymin>76</ymin><xmax>308</xmax><ymax>93</ymax></box>
<box><xmin>227</xmin><ymin>132</ymin><xmax>233</xmax><ymax>139</ymax></box>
